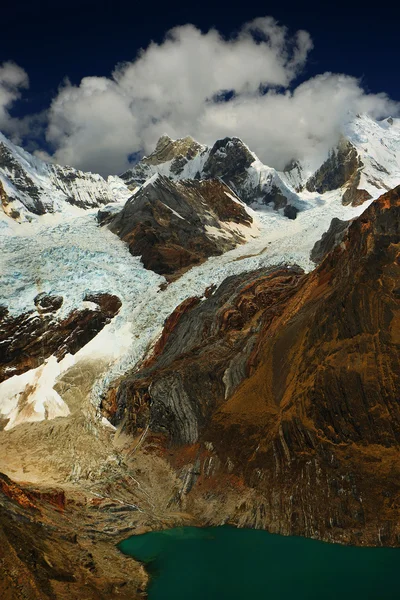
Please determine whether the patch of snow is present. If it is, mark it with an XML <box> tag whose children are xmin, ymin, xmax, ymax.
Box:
<box><xmin>344</xmin><ymin>114</ymin><xmax>400</xmax><ymax>197</ymax></box>
<box><xmin>205</xmin><ymin>225</ymin><xmax>229</xmax><ymax>239</ymax></box>
<box><xmin>160</xmin><ymin>202</ymin><xmax>186</xmax><ymax>220</ymax></box>
<box><xmin>101</xmin><ymin>416</ymin><xmax>116</xmax><ymax>431</ymax></box>
<box><xmin>0</xmin><ymin>354</ymin><xmax>73</xmax><ymax>430</ymax></box>
<box><xmin>224</xmin><ymin>191</ymin><xmax>243</xmax><ymax>205</ymax></box>
<box><xmin>142</xmin><ymin>173</ymin><xmax>160</xmax><ymax>188</ymax></box>
<box><xmin>81</xmin><ymin>301</ymin><xmax>99</xmax><ymax>311</ymax></box>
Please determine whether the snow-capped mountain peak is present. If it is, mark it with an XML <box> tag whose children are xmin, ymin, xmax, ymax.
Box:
<box><xmin>0</xmin><ymin>132</ymin><xmax>132</xmax><ymax>222</ymax></box>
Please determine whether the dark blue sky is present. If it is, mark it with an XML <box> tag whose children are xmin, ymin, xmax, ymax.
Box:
<box><xmin>2</xmin><ymin>0</ymin><xmax>400</xmax><ymax>119</ymax></box>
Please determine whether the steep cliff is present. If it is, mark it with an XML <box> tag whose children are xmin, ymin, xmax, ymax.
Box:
<box><xmin>108</xmin><ymin>186</ymin><xmax>400</xmax><ymax>545</ymax></box>
<box><xmin>305</xmin><ymin>137</ymin><xmax>372</xmax><ymax>206</ymax></box>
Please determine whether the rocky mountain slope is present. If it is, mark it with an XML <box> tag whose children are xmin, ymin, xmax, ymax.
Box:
<box><xmin>0</xmin><ymin>133</ymin><xmax>131</xmax><ymax>220</ymax></box>
<box><xmin>121</xmin><ymin>134</ymin><xmax>300</xmax><ymax>214</ymax></box>
<box><xmin>105</xmin><ymin>175</ymin><xmax>258</xmax><ymax>277</ymax></box>
<box><xmin>108</xmin><ymin>185</ymin><xmax>400</xmax><ymax>545</ymax></box>
<box><xmin>0</xmin><ymin>113</ymin><xmax>400</xmax><ymax>597</ymax></box>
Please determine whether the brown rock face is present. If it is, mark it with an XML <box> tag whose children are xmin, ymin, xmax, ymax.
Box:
<box><xmin>110</xmin><ymin>186</ymin><xmax>400</xmax><ymax>545</ymax></box>
<box><xmin>0</xmin><ymin>293</ymin><xmax>121</xmax><ymax>383</ymax></box>
<box><xmin>306</xmin><ymin>138</ymin><xmax>372</xmax><ymax>206</ymax></box>
<box><xmin>0</xmin><ymin>473</ymin><xmax>148</xmax><ymax>600</ymax></box>
<box><xmin>108</xmin><ymin>175</ymin><xmax>254</xmax><ymax>278</ymax></box>
<box><xmin>106</xmin><ymin>266</ymin><xmax>304</xmax><ymax>442</ymax></box>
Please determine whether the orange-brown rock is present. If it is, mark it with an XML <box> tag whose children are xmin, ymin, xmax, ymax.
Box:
<box><xmin>108</xmin><ymin>266</ymin><xmax>304</xmax><ymax>442</ymax></box>
<box><xmin>110</xmin><ymin>186</ymin><xmax>400</xmax><ymax>545</ymax></box>
<box><xmin>0</xmin><ymin>473</ymin><xmax>148</xmax><ymax>600</ymax></box>
<box><xmin>0</xmin><ymin>293</ymin><xmax>121</xmax><ymax>383</ymax></box>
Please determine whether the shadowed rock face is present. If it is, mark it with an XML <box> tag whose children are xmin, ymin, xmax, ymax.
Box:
<box><xmin>108</xmin><ymin>186</ymin><xmax>400</xmax><ymax>545</ymax></box>
<box><xmin>108</xmin><ymin>175</ymin><xmax>255</xmax><ymax>278</ymax></box>
<box><xmin>306</xmin><ymin>138</ymin><xmax>372</xmax><ymax>206</ymax></box>
<box><xmin>0</xmin><ymin>293</ymin><xmax>121</xmax><ymax>383</ymax></box>
<box><xmin>104</xmin><ymin>266</ymin><xmax>305</xmax><ymax>441</ymax></box>
<box><xmin>310</xmin><ymin>217</ymin><xmax>350</xmax><ymax>263</ymax></box>
<box><xmin>203</xmin><ymin>137</ymin><xmax>255</xmax><ymax>183</ymax></box>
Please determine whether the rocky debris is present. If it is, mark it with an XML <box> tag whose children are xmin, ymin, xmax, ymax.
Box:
<box><xmin>0</xmin><ymin>472</ymin><xmax>148</xmax><ymax>600</ymax></box>
<box><xmin>0</xmin><ymin>293</ymin><xmax>121</xmax><ymax>383</ymax></box>
<box><xmin>108</xmin><ymin>186</ymin><xmax>400</xmax><ymax>545</ymax></box>
<box><xmin>107</xmin><ymin>175</ymin><xmax>255</xmax><ymax>278</ymax></box>
<box><xmin>310</xmin><ymin>217</ymin><xmax>350</xmax><ymax>263</ymax></box>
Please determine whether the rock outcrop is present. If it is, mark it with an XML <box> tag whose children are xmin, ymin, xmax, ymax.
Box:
<box><xmin>310</xmin><ymin>217</ymin><xmax>350</xmax><ymax>263</ymax></box>
<box><xmin>106</xmin><ymin>267</ymin><xmax>303</xmax><ymax>441</ymax></box>
<box><xmin>305</xmin><ymin>137</ymin><xmax>373</xmax><ymax>206</ymax></box>
<box><xmin>0</xmin><ymin>293</ymin><xmax>121</xmax><ymax>383</ymax></box>
<box><xmin>121</xmin><ymin>135</ymin><xmax>206</xmax><ymax>187</ymax></box>
<box><xmin>0</xmin><ymin>472</ymin><xmax>148</xmax><ymax>600</ymax></box>
<box><xmin>108</xmin><ymin>186</ymin><xmax>400</xmax><ymax>545</ymax></box>
<box><xmin>107</xmin><ymin>175</ymin><xmax>256</xmax><ymax>278</ymax></box>
<box><xmin>121</xmin><ymin>135</ymin><xmax>298</xmax><ymax>212</ymax></box>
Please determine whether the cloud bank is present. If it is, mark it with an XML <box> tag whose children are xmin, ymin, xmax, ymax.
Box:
<box><xmin>1</xmin><ymin>17</ymin><xmax>399</xmax><ymax>175</ymax></box>
<box><xmin>0</xmin><ymin>61</ymin><xmax>29</xmax><ymax>139</ymax></box>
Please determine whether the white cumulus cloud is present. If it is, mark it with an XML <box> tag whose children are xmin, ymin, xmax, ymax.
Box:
<box><xmin>0</xmin><ymin>61</ymin><xmax>29</xmax><ymax>140</ymax></box>
<box><xmin>2</xmin><ymin>18</ymin><xmax>400</xmax><ymax>175</ymax></box>
<box><xmin>42</xmin><ymin>17</ymin><xmax>315</xmax><ymax>174</ymax></box>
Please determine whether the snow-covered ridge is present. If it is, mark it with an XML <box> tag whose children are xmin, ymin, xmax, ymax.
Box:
<box><xmin>0</xmin><ymin>132</ymin><xmax>132</xmax><ymax>221</ymax></box>
<box><xmin>343</xmin><ymin>115</ymin><xmax>400</xmax><ymax>197</ymax></box>
<box><xmin>121</xmin><ymin>134</ymin><xmax>296</xmax><ymax>209</ymax></box>
<box><xmin>121</xmin><ymin>114</ymin><xmax>400</xmax><ymax>212</ymax></box>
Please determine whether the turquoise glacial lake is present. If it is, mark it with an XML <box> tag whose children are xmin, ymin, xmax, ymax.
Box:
<box><xmin>118</xmin><ymin>525</ymin><xmax>400</xmax><ymax>600</ymax></box>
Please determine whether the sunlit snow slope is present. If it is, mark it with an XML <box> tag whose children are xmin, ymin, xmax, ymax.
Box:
<box><xmin>0</xmin><ymin>133</ymin><xmax>131</xmax><ymax>221</ymax></box>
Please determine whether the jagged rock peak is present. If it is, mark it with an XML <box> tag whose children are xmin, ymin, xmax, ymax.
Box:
<box><xmin>203</xmin><ymin>137</ymin><xmax>255</xmax><ymax>179</ymax></box>
<box><xmin>143</xmin><ymin>134</ymin><xmax>206</xmax><ymax>167</ymax></box>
